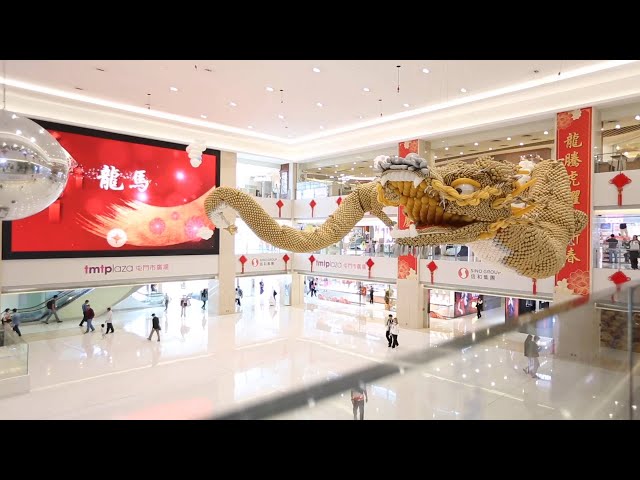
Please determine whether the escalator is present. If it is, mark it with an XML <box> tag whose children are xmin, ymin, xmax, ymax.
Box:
<box><xmin>15</xmin><ymin>288</ymin><xmax>94</xmax><ymax>323</ymax></box>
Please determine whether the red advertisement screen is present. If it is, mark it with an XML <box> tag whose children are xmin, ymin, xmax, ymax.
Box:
<box><xmin>2</xmin><ymin>122</ymin><xmax>220</xmax><ymax>259</ymax></box>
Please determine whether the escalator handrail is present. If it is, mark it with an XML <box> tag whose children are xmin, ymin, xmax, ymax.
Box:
<box><xmin>15</xmin><ymin>289</ymin><xmax>80</xmax><ymax>313</ymax></box>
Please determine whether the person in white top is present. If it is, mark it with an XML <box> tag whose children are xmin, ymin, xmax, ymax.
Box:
<box><xmin>105</xmin><ymin>307</ymin><xmax>114</xmax><ymax>334</ymax></box>
<box><xmin>390</xmin><ymin>317</ymin><xmax>400</xmax><ymax>349</ymax></box>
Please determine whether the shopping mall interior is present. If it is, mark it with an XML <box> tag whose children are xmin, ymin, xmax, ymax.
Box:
<box><xmin>0</xmin><ymin>60</ymin><xmax>639</xmax><ymax>420</ymax></box>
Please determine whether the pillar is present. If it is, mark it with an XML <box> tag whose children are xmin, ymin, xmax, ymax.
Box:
<box><xmin>393</xmin><ymin>140</ymin><xmax>432</xmax><ymax>329</ymax></box>
<box><xmin>216</xmin><ymin>150</ymin><xmax>237</xmax><ymax>315</ymax></box>
<box><xmin>290</xmin><ymin>272</ymin><xmax>304</xmax><ymax>307</ymax></box>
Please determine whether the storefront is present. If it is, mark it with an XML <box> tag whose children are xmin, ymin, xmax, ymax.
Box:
<box><xmin>427</xmin><ymin>288</ymin><xmax>501</xmax><ymax>319</ymax></box>
<box><xmin>505</xmin><ymin>297</ymin><xmax>553</xmax><ymax>337</ymax></box>
<box><xmin>304</xmin><ymin>275</ymin><xmax>396</xmax><ymax>309</ymax></box>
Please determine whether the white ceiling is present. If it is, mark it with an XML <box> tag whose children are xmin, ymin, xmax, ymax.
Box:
<box><xmin>3</xmin><ymin>60</ymin><xmax>640</xmax><ymax>163</ymax></box>
<box><xmin>2</xmin><ymin>60</ymin><xmax>595</xmax><ymax>138</ymax></box>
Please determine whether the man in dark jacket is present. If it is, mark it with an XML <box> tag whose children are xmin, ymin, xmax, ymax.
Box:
<box><xmin>79</xmin><ymin>300</ymin><xmax>90</xmax><ymax>327</ymax></box>
<box><xmin>84</xmin><ymin>303</ymin><xmax>96</xmax><ymax>333</ymax></box>
<box><xmin>148</xmin><ymin>313</ymin><xmax>161</xmax><ymax>341</ymax></box>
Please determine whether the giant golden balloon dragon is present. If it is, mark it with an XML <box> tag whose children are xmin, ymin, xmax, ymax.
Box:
<box><xmin>205</xmin><ymin>154</ymin><xmax>587</xmax><ymax>279</ymax></box>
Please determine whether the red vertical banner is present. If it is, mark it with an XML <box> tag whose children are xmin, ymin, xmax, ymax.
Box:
<box><xmin>555</xmin><ymin>107</ymin><xmax>592</xmax><ymax>296</ymax></box>
<box><xmin>397</xmin><ymin>140</ymin><xmax>419</xmax><ymax>231</ymax></box>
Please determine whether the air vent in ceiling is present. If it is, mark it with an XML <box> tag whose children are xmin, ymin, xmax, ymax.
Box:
<box><xmin>491</xmin><ymin>139</ymin><xmax>501</xmax><ymax>142</ymax></box>
<box><xmin>522</xmin><ymin>134</ymin><xmax>532</xmax><ymax>137</ymax></box>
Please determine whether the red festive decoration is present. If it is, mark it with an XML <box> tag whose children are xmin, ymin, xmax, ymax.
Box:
<box><xmin>239</xmin><ymin>255</ymin><xmax>247</xmax><ymax>274</ymax></box>
<box><xmin>309</xmin><ymin>199</ymin><xmax>317</xmax><ymax>217</ymax></box>
<box><xmin>427</xmin><ymin>260</ymin><xmax>438</xmax><ymax>284</ymax></box>
<box><xmin>276</xmin><ymin>199</ymin><xmax>284</xmax><ymax>218</ymax></box>
<box><xmin>309</xmin><ymin>255</ymin><xmax>316</xmax><ymax>272</ymax></box>
<box><xmin>366</xmin><ymin>258</ymin><xmax>375</xmax><ymax>278</ymax></box>
<box><xmin>282</xmin><ymin>254</ymin><xmax>290</xmax><ymax>272</ymax></box>
<box><xmin>608</xmin><ymin>270</ymin><xmax>631</xmax><ymax>302</ymax></box>
<box><xmin>532</xmin><ymin>278</ymin><xmax>537</xmax><ymax>295</ymax></box>
<box><xmin>609</xmin><ymin>172</ymin><xmax>632</xmax><ymax>206</ymax></box>
<box><xmin>336</xmin><ymin>197</ymin><xmax>342</xmax><ymax>206</ymax></box>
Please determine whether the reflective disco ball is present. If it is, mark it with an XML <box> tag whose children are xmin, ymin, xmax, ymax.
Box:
<box><xmin>0</xmin><ymin>110</ymin><xmax>74</xmax><ymax>221</ymax></box>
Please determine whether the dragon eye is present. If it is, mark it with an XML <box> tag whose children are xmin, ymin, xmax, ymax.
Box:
<box><xmin>451</xmin><ymin>179</ymin><xmax>480</xmax><ymax>195</ymax></box>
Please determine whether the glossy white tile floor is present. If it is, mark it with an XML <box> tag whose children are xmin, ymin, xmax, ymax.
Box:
<box><xmin>0</xmin><ymin>295</ymin><xmax>637</xmax><ymax>420</ymax></box>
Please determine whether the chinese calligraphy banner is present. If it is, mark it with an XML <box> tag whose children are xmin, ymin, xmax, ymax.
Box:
<box><xmin>3</xmin><ymin>121</ymin><xmax>220</xmax><ymax>259</ymax></box>
<box><xmin>555</xmin><ymin>107</ymin><xmax>592</xmax><ymax>296</ymax></box>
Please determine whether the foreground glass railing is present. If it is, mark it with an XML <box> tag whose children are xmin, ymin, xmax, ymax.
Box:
<box><xmin>214</xmin><ymin>281</ymin><xmax>639</xmax><ymax>420</ymax></box>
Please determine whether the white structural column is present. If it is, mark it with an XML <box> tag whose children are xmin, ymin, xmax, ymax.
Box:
<box><xmin>216</xmin><ymin>150</ymin><xmax>237</xmax><ymax>315</ymax></box>
<box><xmin>290</xmin><ymin>272</ymin><xmax>304</xmax><ymax>307</ymax></box>
<box><xmin>396</xmin><ymin>140</ymin><xmax>431</xmax><ymax>329</ymax></box>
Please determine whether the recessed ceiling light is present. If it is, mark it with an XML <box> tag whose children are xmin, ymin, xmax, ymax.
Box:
<box><xmin>445</xmin><ymin>147</ymin><xmax>449</xmax><ymax>151</ymax></box>
<box><xmin>278</xmin><ymin>114</ymin><xmax>285</xmax><ymax>120</ymax></box>
<box><xmin>334</xmin><ymin>171</ymin><xmax>337</xmax><ymax>174</ymax></box>
<box><xmin>543</xmin><ymin>130</ymin><xmax>549</xmax><ymax>135</ymax></box>
<box><xmin>624</xmin><ymin>151</ymin><xmax>629</xmax><ymax>156</ymax></box>
<box><xmin>317</xmin><ymin>167</ymin><xmax>321</xmax><ymax>170</ymax></box>
<box><xmin>353</xmin><ymin>162</ymin><xmax>357</xmax><ymax>164</ymax></box>
<box><xmin>351</xmin><ymin>167</ymin><xmax>355</xmax><ymax>171</ymax></box>
<box><xmin>616</xmin><ymin>146</ymin><xmax>621</xmax><ymax>151</ymax></box>
<box><xmin>312</xmin><ymin>67</ymin><xmax>321</xmax><ymax>73</ymax></box>
<box><xmin>319</xmin><ymin>126</ymin><xmax>324</xmax><ymax>130</ymax></box>
<box><xmin>316</xmin><ymin>102</ymin><xmax>323</xmax><ymax>107</ymax></box>
<box><xmin>507</xmin><ymin>137</ymin><xmax>511</xmax><ymax>141</ymax></box>
<box><xmin>474</xmin><ymin>142</ymin><xmax>479</xmax><ymax>146</ymax></box>
<box><xmin>434</xmin><ymin>155</ymin><xmax>438</xmax><ymax>159</ymax></box>
<box><xmin>403</xmin><ymin>103</ymin><xmax>410</xmax><ymax>108</ymax></box>
<box><xmin>358</xmin><ymin>115</ymin><xmax>363</xmax><ymax>119</ymax></box>
<box><xmin>369</xmin><ymin>166</ymin><xmax>373</xmax><ymax>168</ymax></box>
<box><xmin>200</xmin><ymin>114</ymin><xmax>207</xmax><ymax>119</ymax></box>
<box><xmin>635</xmin><ymin>115</ymin><xmax>640</xmax><ymax>121</ymax></box>
<box><xmin>459</xmin><ymin>151</ymin><xmax>464</xmax><ymax>155</ymax></box>
<box><xmin>422</xmin><ymin>68</ymin><xmax>430</xmax><ymax>74</ymax></box>
<box><xmin>229</xmin><ymin>101</ymin><xmax>237</xmax><ymax>107</ymax></box>
<box><xmin>460</xmin><ymin>88</ymin><xmax>467</xmax><ymax>93</ymax></box>
<box><xmin>615</xmin><ymin>124</ymin><xmax>621</xmax><ymax>129</ymax></box>
<box><xmin>519</xmin><ymin>142</ymin><xmax>524</xmax><ymax>146</ymax></box>
<box><xmin>330</xmin><ymin>176</ymin><xmax>334</xmax><ymax>179</ymax></box>
<box><xmin>334</xmin><ymin>164</ymin><xmax>338</xmax><ymax>167</ymax></box>
<box><xmin>363</xmin><ymin>87</ymin><xmax>370</xmax><ymax>92</ymax></box>
<box><xmin>266</xmin><ymin>86</ymin><xmax>274</xmax><ymax>92</ymax></box>
<box><xmin>247</xmin><ymin>125</ymin><xmax>254</xmax><ymax>129</ymax></box>
<box><xmin>489</xmin><ymin>147</ymin><xmax>493</xmax><ymax>150</ymax></box>
<box><xmin>169</xmin><ymin>86</ymin><xmax>178</xmax><ymax>92</ymax></box>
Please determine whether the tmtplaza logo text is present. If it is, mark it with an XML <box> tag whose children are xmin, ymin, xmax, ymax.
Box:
<box><xmin>84</xmin><ymin>264</ymin><xmax>133</xmax><ymax>275</ymax></box>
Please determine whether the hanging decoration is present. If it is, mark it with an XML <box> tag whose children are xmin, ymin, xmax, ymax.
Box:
<box><xmin>186</xmin><ymin>140</ymin><xmax>206</xmax><ymax>168</ymax></box>
<box><xmin>609</xmin><ymin>172</ymin><xmax>632</xmax><ymax>206</ymax></box>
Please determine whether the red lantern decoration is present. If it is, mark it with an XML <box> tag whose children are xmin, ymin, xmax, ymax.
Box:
<box><xmin>276</xmin><ymin>199</ymin><xmax>284</xmax><ymax>218</ymax></box>
<box><xmin>239</xmin><ymin>255</ymin><xmax>247</xmax><ymax>274</ymax></box>
<box><xmin>608</xmin><ymin>270</ymin><xmax>631</xmax><ymax>302</ymax></box>
<box><xmin>532</xmin><ymin>278</ymin><xmax>537</xmax><ymax>295</ymax></box>
<box><xmin>427</xmin><ymin>260</ymin><xmax>438</xmax><ymax>284</ymax></box>
<box><xmin>336</xmin><ymin>197</ymin><xmax>343</xmax><ymax>206</ymax></box>
<box><xmin>309</xmin><ymin>255</ymin><xmax>316</xmax><ymax>272</ymax></box>
<box><xmin>309</xmin><ymin>199</ymin><xmax>317</xmax><ymax>217</ymax></box>
<box><xmin>366</xmin><ymin>258</ymin><xmax>375</xmax><ymax>278</ymax></box>
<box><xmin>282</xmin><ymin>253</ymin><xmax>290</xmax><ymax>272</ymax></box>
<box><xmin>609</xmin><ymin>172</ymin><xmax>632</xmax><ymax>206</ymax></box>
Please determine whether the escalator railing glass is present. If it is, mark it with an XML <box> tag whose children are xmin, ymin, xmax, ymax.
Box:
<box><xmin>16</xmin><ymin>288</ymin><xmax>93</xmax><ymax>323</ymax></box>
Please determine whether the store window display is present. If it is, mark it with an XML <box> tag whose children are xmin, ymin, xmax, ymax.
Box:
<box><xmin>305</xmin><ymin>276</ymin><xmax>395</xmax><ymax>309</ymax></box>
<box><xmin>594</xmin><ymin>215</ymin><xmax>640</xmax><ymax>269</ymax></box>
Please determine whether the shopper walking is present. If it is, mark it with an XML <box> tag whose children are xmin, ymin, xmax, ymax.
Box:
<box><xmin>43</xmin><ymin>295</ymin><xmax>62</xmax><ymax>324</ymax></box>
<box><xmin>201</xmin><ymin>288</ymin><xmax>208</xmax><ymax>310</ymax></box>
<box><xmin>629</xmin><ymin>235</ymin><xmax>640</xmax><ymax>270</ymax></box>
<box><xmin>350</xmin><ymin>385</ymin><xmax>368</xmax><ymax>420</ymax></box>
<box><xmin>148</xmin><ymin>313</ymin><xmax>161</xmax><ymax>341</ymax></box>
<box><xmin>476</xmin><ymin>295</ymin><xmax>484</xmax><ymax>319</ymax></box>
<box><xmin>10</xmin><ymin>309</ymin><xmax>21</xmax><ymax>337</ymax></box>
<box><xmin>385</xmin><ymin>314</ymin><xmax>393</xmax><ymax>347</ymax></box>
<box><xmin>530</xmin><ymin>336</ymin><xmax>541</xmax><ymax>378</ymax></box>
<box><xmin>1</xmin><ymin>308</ymin><xmax>11</xmax><ymax>324</ymax></box>
<box><xmin>84</xmin><ymin>303</ymin><xmax>96</xmax><ymax>333</ymax></box>
<box><xmin>522</xmin><ymin>334</ymin><xmax>533</xmax><ymax>374</ymax></box>
<box><xmin>390</xmin><ymin>317</ymin><xmax>400</xmax><ymax>348</ymax></box>
<box><xmin>104</xmin><ymin>307</ymin><xmax>115</xmax><ymax>334</ymax></box>
<box><xmin>235</xmin><ymin>288</ymin><xmax>242</xmax><ymax>308</ymax></box>
<box><xmin>79</xmin><ymin>299</ymin><xmax>90</xmax><ymax>327</ymax></box>
<box><xmin>164</xmin><ymin>293</ymin><xmax>170</xmax><ymax>311</ymax></box>
<box><xmin>180</xmin><ymin>296</ymin><xmax>188</xmax><ymax>317</ymax></box>
<box><xmin>369</xmin><ymin>286</ymin><xmax>374</xmax><ymax>304</ymax></box>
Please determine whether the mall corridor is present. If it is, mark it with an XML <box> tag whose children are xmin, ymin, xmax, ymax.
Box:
<box><xmin>0</xmin><ymin>297</ymin><xmax>636</xmax><ymax>420</ymax></box>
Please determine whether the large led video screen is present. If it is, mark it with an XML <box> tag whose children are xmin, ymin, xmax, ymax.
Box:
<box><xmin>2</xmin><ymin>121</ymin><xmax>220</xmax><ymax>259</ymax></box>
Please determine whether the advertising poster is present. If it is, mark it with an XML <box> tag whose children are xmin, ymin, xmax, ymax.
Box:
<box><xmin>2</xmin><ymin>122</ymin><xmax>220</xmax><ymax>259</ymax></box>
